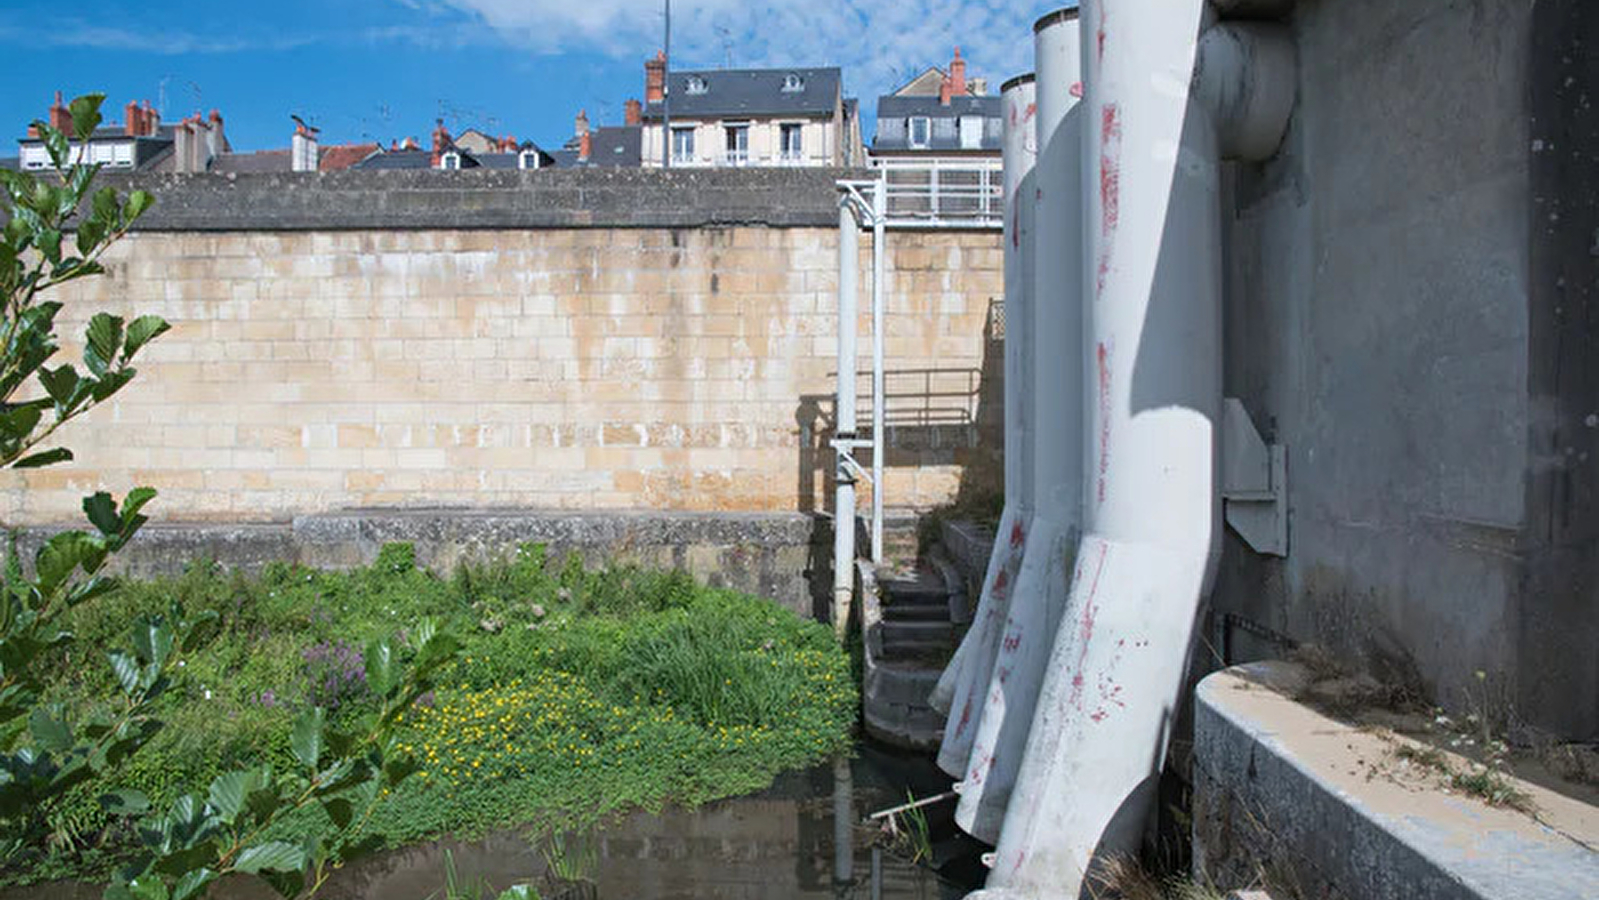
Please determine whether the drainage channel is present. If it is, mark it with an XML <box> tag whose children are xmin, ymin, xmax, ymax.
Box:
<box><xmin>6</xmin><ymin>742</ymin><xmax>975</xmax><ymax>900</ymax></box>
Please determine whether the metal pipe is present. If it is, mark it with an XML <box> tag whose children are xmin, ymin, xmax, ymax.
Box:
<box><xmin>929</xmin><ymin>70</ymin><xmax>1039</xmax><ymax>745</ymax></box>
<box><xmin>832</xmin><ymin>198</ymin><xmax>859</xmax><ymax>641</ymax></box>
<box><xmin>871</xmin><ymin>171</ymin><xmax>887</xmax><ymax>564</ymax></box>
<box><xmin>975</xmin><ymin>0</ymin><xmax>1226</xmax><ymax>893</ymax></box>
<box><xmin>662</xmin><ymin>0</ymin><xmax>671</xmax><ymax>169</ymax></box>
<box><xmin>951</xmin><ymin>8</ymin><xmax>1083</xmax><ymax>844</ymax></box>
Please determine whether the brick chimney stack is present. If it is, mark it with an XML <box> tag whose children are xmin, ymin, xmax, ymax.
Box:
<box><xmin>142</xmin><ymin>100</ymin><xmax>158</xmax><ymax>136</ymax></box>
<box><xmin>124</xmin><ymin>100</ymin><xmax>141</xmax><ymax>136</ymax></box>
<box><xmin>939</xmin><ymin>75</ymin><xmax>952</xmax><ymax>106</ymax></box>
<box><xmin>430</xmin><ymin>119</ymin><xmax>450</xmax><ymax>167</ymax></box>
<box><xmin>49</xmin><ymin>92</ymin><xmax>71</xmax><ymax>131</ymax></box>
<box><xmin>645</xmin><ymin>51</ymin><xmax>666</xmax><ymax>104</ymax></box>
<box><xmin>577</xmin><ymin>110</ymin><xmax>592</xmax><ymax>161</ymax></box>
<box><xmin>624</xmin><ymin>98</ymin><xmax>642</xmax><ymax>127</ymax></box>
<box><xmin>949</xmin><ymin>46</ymin><xmax>967</xmax><ymax>96</ymax></box>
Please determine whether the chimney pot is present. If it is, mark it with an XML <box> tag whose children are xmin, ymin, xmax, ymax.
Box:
<box><xmin>645</xmin><ymin>52</ymin><xmax>667</xmax><ymax>104</ymax></box>
<box><xmin>575</xmin><ymin>109</ymin><xmax>590</xmax><ymax>138</ymax></box>
<box><xmin>624</xmin><ymin>98</ymin><xmax>642</xmax><ymax>127</ymax></box>
<box><xmin>949</xmin><ymin>46</ymin><xmax>967</xmax><ymax>96</ymax></box>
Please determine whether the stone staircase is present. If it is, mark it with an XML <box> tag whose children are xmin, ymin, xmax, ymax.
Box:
<box><xmin>859</xmin><ymin>518</ymin><xmax>978</xmax><ymax>751</ymax></box>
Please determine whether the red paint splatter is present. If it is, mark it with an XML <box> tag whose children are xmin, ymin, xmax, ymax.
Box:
<box><xmin>1067</xmin><ymin>542</ymin><xmax>1110</xmax><ymax>711</ymax></box>
<box><xmin>994</xmin><ymin>569</ymin><xmax>1009</xmax><ymax>594</ymax></box>
<box><xmin>1096</xmin><ymin>3</ymin><xmax>1109</xmax><ymax>65</ymax></box>
<box><xmin>1070</xmin><ymin>82</ymin><xmax>1083</xmax><ymax>99</ymax></box>
<box><xmin>955</xmin><ymin>698</ymin><xmax>974</xmax><ymax>737</ymax></box>
<box><xmin>1096</xmin><ymin>341</ymin><xmax>1112</xmax><ymax>505</ymax></box>
<box><xmin>1096</xmin><ymin>103</ymin><xmax>1122</xmax><ymax>299</ymax></box>
<box><xmin>1010</xmin><ymin>519</ymin><xmax>1026</xmax><ymax>548</ymax></box>
<box><xmin>1024</xmin><ymin>102</ymin><xmax>1036</xmax><ymax>123</ymax></box>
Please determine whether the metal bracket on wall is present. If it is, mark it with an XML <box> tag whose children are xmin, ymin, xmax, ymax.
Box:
<box><xmin>1221</xmin><ymin>398</ymin><xmax>1288</xmax><ymax>556</ymax></box>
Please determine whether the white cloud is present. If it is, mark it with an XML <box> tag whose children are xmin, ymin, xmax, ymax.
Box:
<box><xmin>427</xmin><ymin>0</ymin><xmax>1062</xmax><ymax>98</ymax></box>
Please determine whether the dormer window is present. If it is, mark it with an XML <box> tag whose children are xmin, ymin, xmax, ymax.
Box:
<box><xmin>908</xmin><ymin>117</ymin><xmax>931</xmax><ymax>149</ymax></box>
<box><xmin>440</xmin><ymin>151</ymin><xmax>461</xmax><ymax>170</ymax></box>
<box><xmin>686</xmin><ymin>76</ymin><xmax>708</xmax><ymax>95</ymax></box>
<box><xmin>782</xmin><ymin>73</ymin><xmax>804</xmax><ymax>92</ymax></box>
<box><xmin>518</xmin><ymin>149</ymin><xmax>540</xmax><ymax>170</ymax></box>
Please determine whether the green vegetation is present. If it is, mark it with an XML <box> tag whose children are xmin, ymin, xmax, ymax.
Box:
<box><xmin>12</xmin><ymin>544</ymin><xmax>857</xmax><ymax>888</ymax></box>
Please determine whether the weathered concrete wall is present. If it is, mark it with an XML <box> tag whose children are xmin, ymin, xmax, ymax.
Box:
<box><xmin>1213</xmin><ymin>0</ymin><xmax>1597</xmax><ymax>738</ymax></box>
<box><xmin>0</xmin><ymin>170</ymin><xmax>1003</xmax><ymax>536</ymax></box>
<box><xmin>11</xmin><ymin>510</ymin><xmax>829</xmax><ymax>618</ymax></box>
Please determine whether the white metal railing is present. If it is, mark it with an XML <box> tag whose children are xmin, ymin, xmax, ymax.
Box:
<box><xmin>870</xmin><ymin>156</ymin><xmax>1004</xmax><ymax>229</ymax></box>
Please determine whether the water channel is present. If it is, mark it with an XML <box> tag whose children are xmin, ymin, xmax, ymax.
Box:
<box><xmin>9</xmin><ymin>743</ymin><xmax>977</xmax><ymax>900</ymax></box>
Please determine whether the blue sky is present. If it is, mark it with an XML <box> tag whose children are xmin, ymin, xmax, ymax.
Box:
<box><xmin>0</xmin><ymin>1</ymin><xmax>1066</xmax><ymax>154</ymax></box>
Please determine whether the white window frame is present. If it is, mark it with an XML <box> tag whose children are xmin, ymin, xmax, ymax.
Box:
<box><xmin>959</xmin><ymin>115</ymin><xmax>983</xmax><ymax>150</ymax></box>
<box><xmin>686</xmin><ymin>75</ymin><xmax>708</xmax><ymax>95</ymax></box>
<box><xmin>779</xmin><ymin>122</ymin><xmax>804</xmax><ymax>162</ymax></box>
<box><xmin>782</xmin><ymin>73</ymin><xmax>804</xmax><ymax>93</ymax></box>
<box><xmin>723</xmin><ymin>121</ymin><xmax>749</xmax><ymax>166</ymax></box>
<box><xmin>908</xmin><ymin>116</ymin><xmax>931</xmax><ymax>149</ymax></box>
<box><xmin>518</xmin><ymin>149</ymin><xmax>540</xmax><ymax>170</ymax></box>
<box><xmin>671</xmin><ymin>126</ymin><xmax>696</xmax><ymax>164</ymax></box>
<box><xmin>439</xmin><ymin>151</ymin><xmax>461</xmax><ymax>170</ymax></box>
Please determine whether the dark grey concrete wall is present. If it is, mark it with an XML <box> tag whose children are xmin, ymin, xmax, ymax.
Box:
<box><xmin>1213</xmin><ymin>0</ymin><xmax>1598</xmax><ymax>738</ymax></box>
<box><xmin>14</xmin><ymin>510</ymin><xmax>832</xmax><ymax>620</ymax></box>
<box><xmin>97</xmin><ymin>167</ymin><xmax>871</xmax><ymax>231</ymax></box>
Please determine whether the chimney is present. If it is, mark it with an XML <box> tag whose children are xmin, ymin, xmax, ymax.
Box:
<box><xmin>645</xmin><ymin>51</ymin><xmax>666</xmax><ymax>104</ymax></box>
<box><xmin>939</xmin><ymin>74</ymin><xmax>952</xmax><ymax>106</ymax></box>
<box><xmin>430</xmin><ymin>119</ymin><xmax>450</xmax><ymax>167</ymax></box>
<box><xmin>291</xmin><ymin>120</ymin><xmax>319</xmax><ymax>172</ymax></box>
<box><xmin>49</xmin><ymin>91</ymin><xmax>71</xmax><ymax>132</ymax></box>
<box><xmin>124</xmin><ymin>100</ymin><xmax>141</xmax><ymax>136</ymax></box>
<box><xmin>402</xmin><ymin>136</ymin><xmax>419</xmax><ymax>151</ymax></box>
<box><xmin>575</xmin><ymin>109</ymin><xmax>589</xmax><ymax>139</ymax></box>
<box><xmin>142</xmin><ymin>100</ymin><xmax>159</xmax><ymax>136</ymax></box>
<box><xmin>624</xmin><ymin>98</ymin><xmax>642</xmax><ymax>127</ymax></box>
<box><xmin>949</xmin><ymin>46</ymin><xmax>967</xmax><ymax>96</ymax></box>
<box><xmin>173</xmin><ymin>119</ymin><xmax>192</xmax><ymax>173</ymax></box>
<box><xmin>206</xmin><ymin>109</ymin><xmax>226</xmax><ymax>159</ymax></box>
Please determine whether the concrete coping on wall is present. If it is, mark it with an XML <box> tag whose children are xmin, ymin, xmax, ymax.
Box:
<box><xmin>94</xmin><ymin>167</ymin><xmax>877</xmax><ymax>231</ymax></box>
<box><xmin>1192</xmin><ymin>662</ymin><xmax>1599</xmax><ymax>900</ymax></box>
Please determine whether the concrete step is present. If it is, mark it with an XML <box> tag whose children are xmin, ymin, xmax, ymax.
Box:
<box><xmin>864</xmin><ymin>659</ymin><xmax>943</xmax><ymax>707</ymax></box>
<box><xmin>880</xmin><ymin>599</ymin><xmax>949</xmax><ymax>621</ymax></box>
<box><xmin>863</xmin><ymin>697</ymin><xmax>944</xmax><ymax>752</ymax></box>
<box><xmin>882</xmin><ymin>619</ymin><xmax>957</xmax><ymax>647</ymax></box>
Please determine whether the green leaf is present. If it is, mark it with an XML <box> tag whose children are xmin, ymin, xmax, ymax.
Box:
<box><xmin>39</xmin><ymin>364</ymin><xmax>80</xmax><ymax>406</ymax></box>
<box><xmin>320</xmin><ymin>797</ymin><xmax>354</xmax><ymax>830</ymax></box>
<box><xmin>108</xmin><ymin>651</ymin><xmax>141</xmax><ymax>696</ymax></box>
<box><xmin>124</xmin><ymin>876</ymin><xmax>169</xmax><ymax>900</ymax></box>
<box><xmin>291</xmin><ymin>707</ymin><xmax>324</xmax><ymax>771</ymax></box>
<box><xmin>13</xmin><ymin>447</ymin><xmax>73</xmax><ymax>469</ymax></box>
<box><xmin>36</xmin><ymin>530</ymin><xmax>102</xmax><ymax>591</ymax></box>
<box><xmin>0</xmin><ymin>404</ymin><xmax>44</xmax><ymax>444</ymax></box>
<box><xmin>131</xmin><ymin>616</ymin><xmax>175</xmax><ymax>668</ymax></box>
<box><xmin>125</xmin><ymin>190</ymin><xmax>154</xmax><ymax>223</ymax></box>
<box><xmin>496</xmin><ymin>887</ymin><xmax>539</xmax><ymax>900</ymax></box>
<box><xmin>206</xmin><ymin>769</ymin><xmax>259</xmax><ymax>822</ymax></box>
<box><xmin>28</xmin><ymin>705</ymin><xmax>72</xmax><ymax>752</ymax></box>
<box><xmin>68</xmin><ymin>94</ymin><xmax>105</xmax><ymax>141</ymax></box>
<box><xmin>123</xmin><ymin>316</ymin><xmax>171</xmax><ymax>362</ymax></box>
<box><xmin>121</xmin><ymin>487</ymin><xmax>158</xmax><ymax>527</ymax></box>
<box><xmin>171</xmin><ymin>869</ymin><xmax>215</xmax><ymax>900</ymax></box>
<box><xmin>98</xmin><ymin>789</ymin><xmax>151</xmax><ymax>816</ymax></box>
<box><xmin>90</xmin><ymin>367</ymin><xmax>135</xmax><ymax>403</ymax></box>
<box><xmin>84</xmin><ymin>492</ymin><xmax>121</xmax><ymax>536</ymax></box>
<box><xmin>258</xmin><ymin>869</ymin><xmax>306</xmax><ymax>900</ymax></box>
<box><xmin>365</xmin><ymin>640</ymin><xmax>393</xmax><ymax>697</ymax></box>
<box><xmin>84</xmin><ymin>313</ymin><xmax>124</xmax><ymax>378</ymax></box>
<box><xmin>232</xmin><ymin>841</ymin><xmax>307</xmax><ymax>875</ymax></box>
<box><xmin>76</xmin><ymin>218</ymin><xmax>107</xmax><ymax>258</ymax></box>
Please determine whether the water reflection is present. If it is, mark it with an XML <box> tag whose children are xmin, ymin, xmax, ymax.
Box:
<box><xmin>7</xmin><ymin>748</ymin><xmax>967</xmax><ymax>900</ymax></box>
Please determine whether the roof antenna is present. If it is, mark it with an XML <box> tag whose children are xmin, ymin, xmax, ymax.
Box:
<box><xmin>715</xmin><ymin>25</ymin><xmax>733</xmax><ymax>68</ymax></box>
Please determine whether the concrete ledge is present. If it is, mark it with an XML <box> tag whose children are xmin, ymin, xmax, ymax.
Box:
<box><xmin>95</xmin><ymin>167</ymin><xmax>873</xmax><ymax>231</ymax></box>
<box><xmin>1193</xmin><ymin>662</ymin><xmax>1599</xmax><ymax>900</ymax></box>
<box><xmin>12</xmin><ymin>509</ymin><xmax>829</xmax><ymax>618</ymax></box>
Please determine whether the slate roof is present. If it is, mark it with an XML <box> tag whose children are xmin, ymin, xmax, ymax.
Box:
<box><xmin>354</xmin><ymin>149</ymin><xmax>435</xmax><ymax>170</ymax></box>
<box><xmin>550</xmin><ymin>126</ymin><xmax>640</xmax><ymax>168</ymax></box>
<box><xmin>211</xmin><ymin>149</ymin><xmax>291</xmax><ymax>174</ymax></box>
<box><xmin>872</xmin><ymin>93</ymin><xmax>1003</xmax><ymax>153</ymax></box>
<box><xmin>642</xmin><ymin>68</ymin><xmax>841</xmax><ymax>120</ymax></box>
